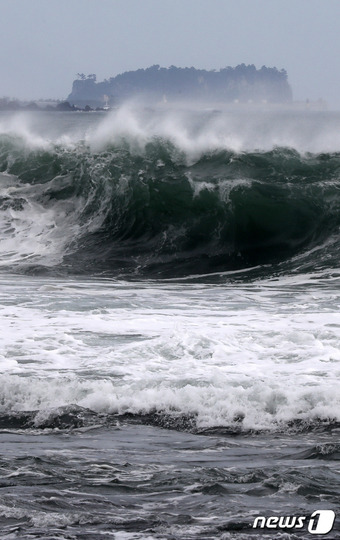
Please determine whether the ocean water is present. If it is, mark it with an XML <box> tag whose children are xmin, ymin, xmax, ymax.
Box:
<box><xmin>0</xmin><ymin>107</ymin><xmax>339</xmax><ymax>539</ymax></box>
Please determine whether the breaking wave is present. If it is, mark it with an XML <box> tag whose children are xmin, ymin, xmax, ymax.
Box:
<box><xmin>1</xmin><ymin>107</ymin><xmax>340</xmax><ymax>278</ymax></box>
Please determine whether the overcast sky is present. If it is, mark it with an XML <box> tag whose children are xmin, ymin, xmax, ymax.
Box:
<box><xmin>1</xmin><ymin>0</ymin><xmax>340</xmax><ymax>107</ymax></box>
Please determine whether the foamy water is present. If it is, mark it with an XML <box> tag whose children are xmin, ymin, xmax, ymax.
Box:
<box><xmin>1</xmin><ymin>274</ymin><xmax>339</xmax><ymax>431</ymax></box>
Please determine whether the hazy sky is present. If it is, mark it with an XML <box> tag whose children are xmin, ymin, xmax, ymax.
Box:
<box><xmin>1</xmin><ymin>0</ymin><xmax>340</xmax><ymax>106</ymax></box>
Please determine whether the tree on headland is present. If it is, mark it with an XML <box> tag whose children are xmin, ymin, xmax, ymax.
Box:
<box><xmin>77</xmin><ymin>73</ymin><xmax>96</xmax><ymax>81</ymax></box>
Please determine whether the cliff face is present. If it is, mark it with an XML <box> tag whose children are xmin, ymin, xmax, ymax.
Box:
<box><xmin>67</xmin><ymin>65</ymin><xmax>293</xmax><ymax>107</ymax></box>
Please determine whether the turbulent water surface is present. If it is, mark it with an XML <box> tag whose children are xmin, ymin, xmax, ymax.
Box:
<box><xmin>0</xmin><ymin>107</ymin><xmax>339</xmax><ymax>539</ymax></box>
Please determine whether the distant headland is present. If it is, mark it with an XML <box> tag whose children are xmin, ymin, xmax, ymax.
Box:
<box><xmin>0</xmin><ymin>65</ymin><xmax>328</xmax><ymax>112</ymax></box>
<box><xmin>67</xmin><ymin>64</ymin><xmax>293</xmax><ymax>108</ymax></box>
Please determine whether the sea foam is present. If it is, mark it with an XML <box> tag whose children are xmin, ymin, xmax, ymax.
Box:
<box><xmin>1</xmin><ymin>275</ymin><xmax>339</xmax><ymax>431</ymax></box>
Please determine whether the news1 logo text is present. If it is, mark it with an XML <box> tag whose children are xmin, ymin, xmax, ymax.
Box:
<box><xmin>253</xmin><ymin>510</ymin><xmax>336</xmax><ymax>534</ymax></box>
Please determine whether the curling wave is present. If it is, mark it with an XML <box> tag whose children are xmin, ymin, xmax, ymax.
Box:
<box><xmin>1</xmin><ymin>109</ymin><xmax>340</xmax><ymax>278</ymax></box>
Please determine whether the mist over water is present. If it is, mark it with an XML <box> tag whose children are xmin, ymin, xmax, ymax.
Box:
<box><xmin>2</xmin><ymin>104</ymin><xmax>340</xmax><ymax>153</ymax></box>
<box><xmin>87</xmin><ymin>104</ymin><xmax>340</xmax><ymax>155</ymax></box>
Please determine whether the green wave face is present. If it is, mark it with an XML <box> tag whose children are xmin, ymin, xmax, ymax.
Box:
<box><xmin>1</xmin><ymin>132</ymin><xmax>340</xmax><ymax>279</ymax></box>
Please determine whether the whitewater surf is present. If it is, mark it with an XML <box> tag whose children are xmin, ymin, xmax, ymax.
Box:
<box><xmin>0</xmin><ymin>107</ymin><xmax>339</xmax><ymax>539</ymax></box>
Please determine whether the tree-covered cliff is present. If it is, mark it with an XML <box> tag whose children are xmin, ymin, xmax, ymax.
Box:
<box><xmin>67</xmin><ymin>64</ymin><xmax>292</xmax><ymax>107</ymax></box>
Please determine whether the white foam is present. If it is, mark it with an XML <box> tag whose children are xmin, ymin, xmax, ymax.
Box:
<box><xmin>1</xmin><ymin>275</ymin><xmax>339</xmax><ymax>431</ymax></box>
<box><xmin>0</xmin><ymin>173</ymin><xmax>83</xmax><ymax>268</ymax></box>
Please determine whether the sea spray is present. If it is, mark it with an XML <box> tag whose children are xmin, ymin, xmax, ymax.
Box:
<box><xmin>1</xmin><ymin>108</ymin><xmax>340</xmax><ymax>277</ymax></box>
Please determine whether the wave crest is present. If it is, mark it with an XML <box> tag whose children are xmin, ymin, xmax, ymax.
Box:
<box><xmin>1</xmin><ymin>109</ymin><xmax>340</xmax><ymax>278</ymax></box>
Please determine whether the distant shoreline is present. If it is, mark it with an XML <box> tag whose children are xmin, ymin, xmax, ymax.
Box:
<box><xmin>0</xmin><ymin>99</ymin><xmax>109</xmax><ymax>113</ymax></box>
<box><xmin>0</xmin><ymin>98</ymin><xmax>328</xmax><ymax>113</ymax></box>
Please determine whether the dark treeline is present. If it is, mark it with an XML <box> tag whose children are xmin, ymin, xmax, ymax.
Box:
<box><xmin>0</xmin><ymin>97</ymin><xmax>106</xmax><ymax>112</ymax></box>
<box><xmin>68</xmin><ymin>64</ymin><xmax>293</xmax><ymax>108</ymax></box>
<box><xmin>0</xmin><ymin>98</ymin><xmax>42</xmax><ymax>111</ymax></box>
